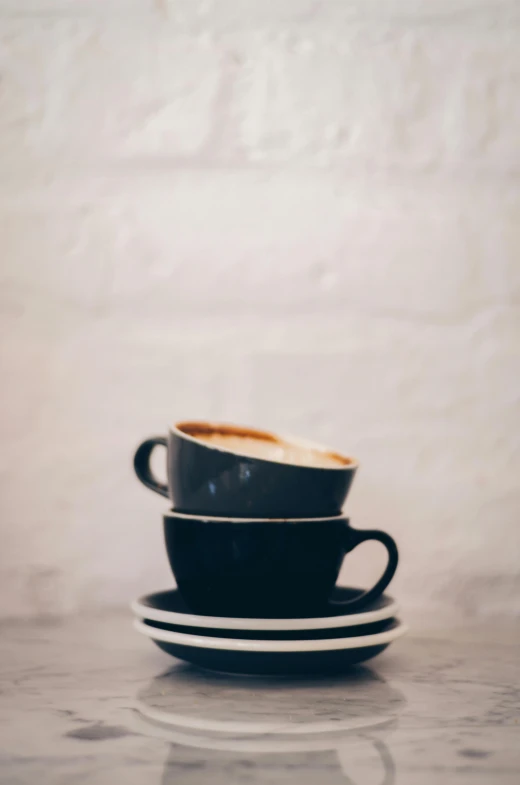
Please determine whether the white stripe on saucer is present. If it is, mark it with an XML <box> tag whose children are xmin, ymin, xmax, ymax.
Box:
<box><xmin>134</xmin><ymin>619</ymin><xmax>408</xmax><ymax>653</ymax></box>
<box><xmin>130</xmin><ymin>594</ymin><xmax>399</xmax><ymax>631</ymax></box>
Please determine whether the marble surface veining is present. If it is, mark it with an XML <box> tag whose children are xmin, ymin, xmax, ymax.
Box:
<box><xmin>0</xmin><ymin>613</ymin><xmax>519</xmax><ymax>784</ymax></box>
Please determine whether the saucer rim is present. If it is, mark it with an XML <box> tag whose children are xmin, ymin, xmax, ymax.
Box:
<box><xmin>131</xmin><ymin>588</ymin><xmax>399</xmax><ymax>631</ymax></box>
<box><xmin>134</xmin><ymin>618</ymin><xmax>408</xmax><ymax>653</ymax></box>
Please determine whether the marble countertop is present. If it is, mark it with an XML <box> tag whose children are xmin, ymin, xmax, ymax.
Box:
<box><xmin>0</xmin><ymin>612</ymin><xmax>519</xmax><ymax>784</ymax></box>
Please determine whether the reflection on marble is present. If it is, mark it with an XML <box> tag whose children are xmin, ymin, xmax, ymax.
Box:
<box><xmin>132</xmin><ymin>664</ymin><xmax>403</xmax><ymax>784</ymax></box>
<box><xmin>158</xmin><ymin>736</ymin><xmax>396</xmax><ymax>785</ymax></box>
<box><xmin>0</xmin><ymin>612</ymin><xmax>519</xmax><ymax>784</ymax></box>
<box><xmin>135</xmin><ymin>663</ymin><xmax>406</xmax><ymax>733</ymax></box>
<box><xmin>132</xmin><ymin>701</ymin><xmax>398</xmax><ymax>785</ymax></box>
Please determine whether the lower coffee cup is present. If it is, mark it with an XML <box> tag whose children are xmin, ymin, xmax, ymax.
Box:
<box><xmin>163</xmin><ymin>511</ymin><xmax>398</xmax><ymax>618</ymax></box>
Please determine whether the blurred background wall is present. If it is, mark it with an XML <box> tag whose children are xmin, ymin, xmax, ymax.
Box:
<box><xmin>1</xmin><ymin>0</ymin><xmax>519</xmax><ymax>619</ymax></box>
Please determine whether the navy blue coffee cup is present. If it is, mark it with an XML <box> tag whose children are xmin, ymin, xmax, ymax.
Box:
<box><xmin>163</xmin><ymin>511</ymin><xmax>399</xmax><ymax>618</ymax></box>
<box><xmin>134</xmin><ymin>421</ymin><xmax>358</xmax><ymax>519</ymax></box>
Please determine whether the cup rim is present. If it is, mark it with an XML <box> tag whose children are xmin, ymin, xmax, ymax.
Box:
<box><xmin>164</xmin><ymin>510</ymin><xmax>349</xmax><ymax>524</ymax></box>
<box><xmin>170</xmin><ymin>420</ymin><xmax>359</xmax><ymax>471</ymax></box>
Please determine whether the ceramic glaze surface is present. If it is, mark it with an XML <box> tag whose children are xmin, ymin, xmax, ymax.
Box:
<box><xmin>134</xmin><ymin>424</ymin><xmax>357</xmax><ymax>518</ymax></box>
<box><xmin>163</xmin><ymin>514</ymin><xmax>398</xmax><ymax>617</ymax></box>
<box><xmin>131</xmin><ymin>586</ymin><xmax>399</xmax><ymax>630</ymax></box>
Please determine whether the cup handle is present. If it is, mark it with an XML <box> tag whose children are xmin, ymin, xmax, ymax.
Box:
<box><xmin>330</xmin><ymin>523</ymin><xmax>399</xmax><ymax>611</ymax></box>
<box><xmin>133</xmin><ymin>437</ymin><xmax>169</xmax><ymax>498</ymax></box>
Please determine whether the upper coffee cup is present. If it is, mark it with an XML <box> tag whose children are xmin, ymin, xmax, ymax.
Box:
<box><xmin>134</xmin><ymin>420</ymin><xmax>358</xmax><ymax>518</ymax></box>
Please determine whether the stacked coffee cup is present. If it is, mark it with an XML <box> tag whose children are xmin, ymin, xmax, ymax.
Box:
<box><xmin>132</xmin><ymin>421</ymin><xmax>406</xmax><ymax>675</ymax></box>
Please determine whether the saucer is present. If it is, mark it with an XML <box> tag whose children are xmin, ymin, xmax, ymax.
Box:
<box><xmin>134</xmin><ymin>618</ymin><xmax>408</xmax><ymax>675</ymax></box>
<box><xmin>131</xmin><ymin>586</ymin><xmax>399</xmax><ymax>631</ymax></box>
<box><xmin>142</xmin><ymin>616</ymin><xmax>396</xmax><ymax>640</ymax></box>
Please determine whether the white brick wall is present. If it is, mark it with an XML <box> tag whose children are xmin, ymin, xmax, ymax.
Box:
<box><xmin>1</xmin><ymin>0</ymin><xmax>519</xmax><ymax>620</ymax></box>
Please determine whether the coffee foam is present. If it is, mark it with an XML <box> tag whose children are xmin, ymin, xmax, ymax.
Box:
<box><xmin>194</xmin><ymin>432</ymin><xmax>348</xmax><ymax>469</ymax></box>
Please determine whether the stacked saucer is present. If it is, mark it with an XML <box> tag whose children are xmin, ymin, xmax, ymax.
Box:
<box><xmin>132</xmin><ymin>586</ymin><xmax>406</xmax><ymax>676</ymax></box>
<box><xmin>133</xmin><ymin>420</ymin><xmax>406</xmax><ymax>676</ymax></box>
